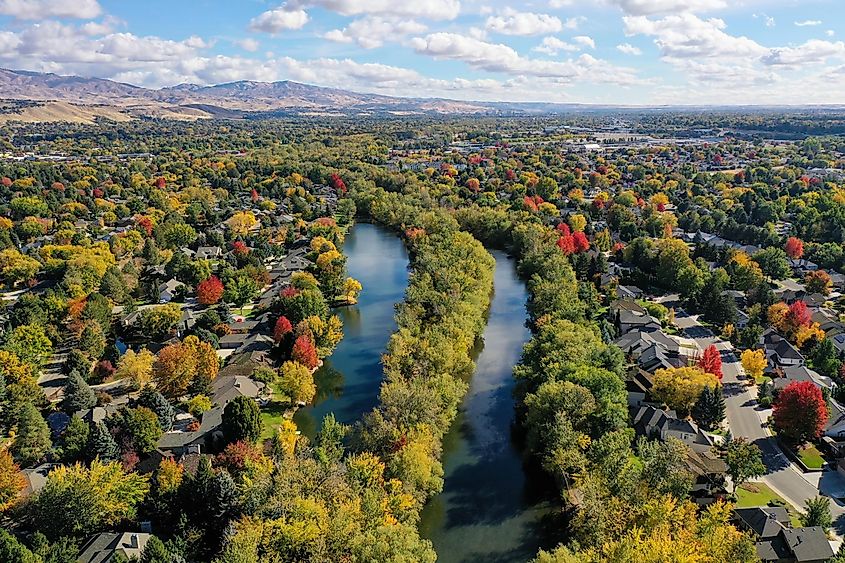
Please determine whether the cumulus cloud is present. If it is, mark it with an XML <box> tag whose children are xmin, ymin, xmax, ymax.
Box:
<box><xmin>235</xmin><ymin>38</ymin><xmax>260</xmax><ymax>52</ymax></box>
<box><xmin>249</xmin><ymin>8</ymin><xmax>310</xmax><ymax>34</ymax></box>
<box><xmin>324</xmin><ymin>16</ymin><xmax>426</xmax><ymax>49</ymax></box>
<box><xmin>287</xmin><ymin>0</ymin><xmax>460</xmax><ymax>20</ymax></box>
<box><xmin>616</xmin><ymin>43</ymin><xmax>641</xmax><ymax>55</ymax></box>
<box><xmin>0</xmin><ymin>0</ymin><xmax>101</xmax><ymax>20</ymax></box>
<box><xmin>533</xmin><ymin>37</ymin><xmax>580</xmax><ymax>55</ymax></box>
<box><xmin>606</xmin><ymin>0</ymin><xmax>726</xmax><ymax>16</ymax></box>
<box><xmin>573</xmin><ymin>35</ymin><xmax>595</xmax><ymax>48</ymax></box>
<box><xmin>410</xmin><ymin>32</ymin><xmax>639</xmax><ymax>84</ymax></box>
<box><xmin>485</xmin><ymin>9</ymin><xmax>563</xmax><ymax>36</ymax></box>
<box><xmin>762</xmin><ymin>39</ymin><xmax>845</xmax><ymax>67</ymax></box>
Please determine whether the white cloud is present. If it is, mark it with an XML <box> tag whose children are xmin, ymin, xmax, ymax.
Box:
<box><xmin>287</xmin><ymin>0</ymin><xmax>460</xmax><ymax>20</ymax></box>
<box><xmin>548</xmin><ymin>0</ymin><xmax>573</xmax><ymax>7</ymax></box>
<box><xmin>324</xmin><ymin>16</ymin><xmax>426</xmax><ymax>49</ymax></box>
<box><xmin>249</xmin><ymin>8</ymin><xmax>310</xmax><ymax>34</ymax></box>
<box><xmin>827</xmin><ymin>30</ymin><xmax>835</xmax><ymax>37</ymax></box>
<box><xmin>410</xmin><ymin>32</ymin><xmax>640</xmax><ymax>84</ymax></box>
<box><xmin>606</xmin><ymin>0</ymin><xmax>726</xmax><ymax>16</ymax></box>
<box><xmin>573</xmin><ymin>35</ymin><xmax>595</xmax><ymax>48</ymax></box>
<box><xmin>762</xmin><ymin>39</ymin><xmax>845</xmax><ymax>67</ymax></box>
<box><xmin>235</xmin><ymin>38</ymin><xmax>260</xmax><ymax>52</ymax></box>
<box><xmin>794</xmin><ymin>20</ymin><xmax>822</xmax><ymax>27</ymax></box>
<box><xmin>0</xmin><ymin>0</ymin><xmax>101</xmax><ymax>20</ymax></box>
<box><xmin>485</xmin><ymin>8</ymin><xmax>563</xmax><ymax>36</ymax></box>
<box><xmin>533</xmin><ymin>37</ymin><xmax>580</xmax><ymax>55</ymax></box>
<box><xmin>616</xmin><ymin>43</ymin><xmax>641</xmax><ymax>55</ymax></box>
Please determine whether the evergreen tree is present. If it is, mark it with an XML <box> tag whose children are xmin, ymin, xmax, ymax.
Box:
<box><xmin>61</xmin><ymin>370</ymin><xmax>96</xmax><ymax>414</ymax></box>
<box><xmin>691</xmin><ymin>386</ymin><xmax>726</xmax><ymax>431</ymax></box>
<box><xmin>140</xmin><ymin>536</ymin><xmax>171</xmax><ymax>563</ymax></box>
<box><xmin>86</xmin><ymin>422</ymin><xmax>119</xmax><ymax>462</ymax></box>
<box><xmin>137</xmin><ymin>387</ymin><xmax>175</xmax><ymax>431</ymax></box>
<box><xmin>221</xmin><ymin>396</ymin><xmax>262</xmax><ymax>444</ymax></box>
<box><xmin>0</xmin><ymin>528</ymin><xmax>38</xmax><ymax>563</ymax></box>
<box><xmin>58</xmin><ymin>416</ymin><xmax>90</xmax><ymax>462</ymax></box>
<box><xmin>11</xmin><ymin>402</ymin><xmax>51</xmax><ymax>467</ymax></box>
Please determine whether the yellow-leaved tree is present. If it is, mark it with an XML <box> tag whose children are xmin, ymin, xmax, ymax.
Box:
<box><xmin>652</xmin><ymin>366</ymin><xmax>720</xmax><ymax>417</ymax></box>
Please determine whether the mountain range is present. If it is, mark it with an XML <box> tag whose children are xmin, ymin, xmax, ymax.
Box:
<box><xmin>0</xmin><ymin>68</ymin><xmax>536</xmax><ymax>123</ymax></box>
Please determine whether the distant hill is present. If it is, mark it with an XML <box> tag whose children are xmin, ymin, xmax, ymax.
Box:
<box><xmin>0</xmin><ymin>68</ymin><xmax>504</xmax><ymax>122</ymax></box>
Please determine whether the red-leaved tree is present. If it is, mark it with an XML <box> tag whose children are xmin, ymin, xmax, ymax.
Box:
<box><xmin>772</xmin><ymin>381</ymin><xmax>828</xmax><ymax>444</ymax></box>
<box><xmin>786</xmin><ymin>300</ymin><xmax>811</xmax><ymax>330</ymax></box>
<box><xmin>573</xmin><ymin>231</ymin><xmax>590</xmax><ymax>253</ymax></box>
<box><xmin>698</xmin><ymin>345</ymin><xmax>723</xmax><ymax>381</ymax></box>
<box><xmin>556</xmin><ymin>223</ymin><xmax>571</xmax><ymax>237</ymax></box>
<box><xmin>785</xmin><ymin>237</ymin><xmax>804</xmax><ymax>260</ymax></box>
<box><xmin>292</xmin><ymin>334</ymin><xmax>319</xmax><ymax>370</ymax></box>
<box><xmin>273</xmin><ymin>315</ymin><xmax>293</xmax><ymax>344</ymax></box>
<box><xmin>197</xmin><ymin>276</ymin><xmax>224</xmax><ymax>305</ymax></box>
<box><xmin>557</xmin><ymin>235</ymin><xmax>576</xmax><ymax>255</ymax></box>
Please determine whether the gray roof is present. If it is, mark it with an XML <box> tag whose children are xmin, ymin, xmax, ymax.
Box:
<box><xmin>734</xmin><ymin>507</ymin><xmax>790</xmax><ymax>539</ymax></box>
<box><xmin>780</xmin><ymin>526</ymin><xmax>834</xmax><ymax>561</ymax></box>
<box><xmin>77</xmin><ymin>532</ymin><xmax>151</xmax><ymax>563</ymax></box>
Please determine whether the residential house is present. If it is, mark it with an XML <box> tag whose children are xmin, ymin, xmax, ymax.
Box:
<box><xmin>733</xmin><ymin>507</ymin><xmax>834</xmax><ymax>562</ymax></box>
<box><xmin>21</xmin><ymin>463</ymin><xmax>58</xmax><ymax>496</ymax></box>
<box><xmin>771</xmin><ymin>366</ymin><xmax>834</xmax><ymax>393</ymax></box>
<box><xmin>211</xmin><ymin>375</ymin><xmax>266</xmax><ymax>406</ymax></box>
<box><xmin>195</xmin><ymin>246</ymin><xmax>223</xmax><ymax>260</ymax></box>
<box><xmin>632</xmin><ymin>405</ymin><xmax>718</xmax><ymax>454</ymax></box>
<box><xmin>158</xmin><ymin>278</ymin><xmax>184</xmax><ymax>303</ymax></box>
<box><xmin>77</xmin><ymin>532</ymin><xmax>152</xmax><ymax>563</ymax></box>
<box><xmin>761</xmin><ymin>329</ymin><xmax>805</xmax><ymax>367</ymax></box>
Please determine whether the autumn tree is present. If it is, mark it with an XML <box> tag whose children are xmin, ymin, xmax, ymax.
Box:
<box><xmin>0</xmin><ymin>450</ymin><xmax>25</xmax><ymax>512</ymax></box>
<box><xmin>273</xmin><ymin>315</ymin><xmax>293</xmax><ymax>344</ymax></box>
<box><xmin>343</xmin><ymin>277</ymin><xmax>363</xmax><ymax>304</ymax></box>
<box><xmin>115</xmin><ymin>348</ymin><xmax>155</xmax><ymax>389</ymax></box>
<box><xmin>278</xmin><ymin>361</ymin><xmax>316</xmax><ymax>404</ymax></box>
<box><xmin>740</xmin><ymin>349</ymin><xmax>767</xmax><ymax>382</ymax></box>
<box><xmin>197</xmin><ymin>275</ymin><xmax>224</xmax><ymax>305</ymax></box>
<box><xmin>652</xmin><ymin>366</ymin><xmax>720</xmax><ymax>417</ymax></box>
<box><xmin>806</xmin><ymin>270</ymin><xmax>832</xmax><ymax>296</ymax></box>
<box><xmin>138</xmin><ymin>303</ymin><xmax>182</xmax><ymax>338</ymax></box>
<box><xmin>772</xmin><ymin>381</ymin><xmax>828</xmax><ymax>444</ymax></box>
<box><xmin>291</xmin><ymin>334</ymin><xmax>319</xmax><ymax>370</ymax></box>
<box><xmin>785</xmin><ymin>236</ymin><xmax>804</xmax><ymax>260</ymax></box>
<box><xmin>698</xmin><ymin>345</ymin><xmax>723</xmax><ymax>381</ymax></box>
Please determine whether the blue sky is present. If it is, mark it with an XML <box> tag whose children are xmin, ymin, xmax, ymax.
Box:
<box><xmin>0</xmin><ymin>0</ymin><xmax>843</xmax><ymax>104</ymax></box>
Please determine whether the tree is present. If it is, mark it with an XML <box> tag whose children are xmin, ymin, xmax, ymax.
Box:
<box><xmin>786</xmin><ymin>300</ymin><xmax>811</xmax><ymax>331</ymax></box>
<box><xmin>724</xmin><ymin>438</ymin><xmax>765</xmax><ymax>493</ymax></box>
<box><xmin>29</xmin><ymin>460</ymin><xmax>149</xmax><ymax>540</ymax></box>
<box><xmin>805</xmin><ymin>270</ymin><xmax>832</xmax><ymax>296</ymax></box>
<box><xmin>61</xmin><ymin>370</ymin><xmax>96</xmax><ymax>413</ymax></box>
<box><xmin>278</xmin><ymin>361</ymin><xmax>316</xmax><ymax>404</ymax></box>
<box><xmin>690</xmin><ymin>385</ymin><xmax>726</xmax><ymax>430</ymax></box>
<box><xmin>115</xmin><ymin>348</ymin><xmax>155</xmax><ymax>389</ymax></box>
<box><xmin>802</xmin><ymin>497</ymin><xmax>832</xmax><ymax>532</ymax></box>
<box><xmin>79</xmin><ymin>321</ymin><xmax>106</xmax><ymax>360</ymax></box>
<box><xmin>652</xmin><ymin>367</ymin><xmax>720</xmax><ymax>417</ymax></box>
<box><xmin>0</xmin><ymin>248</ymin><xmax>40</xmax><ymax>287</ymax></box>
<box><xmin>291</xmin><ymin>334</ymin><xmax>319</xmax><ymax>370</ymax></box>
<box><xmin>754</xmin><ymin>247</ymin><xmax>791</xmax><ymax>279</ymax></box>
<box><xmin>11</xmin><ymin>402</ymin><xmax>51</xmax><ymax>466</ymax></box>
<box><xmin>153</xmin><ymin>343</ymin><xmax>194</xmax><ymax>398</ymax></box>
<box><xmin>223</xmin><ymin>271</ymin><xmax>259</xmax><ymax>311</ymax></box>
<box><xmin>137</xmin><ymin>388</ymin><xmax>174</xmax><ymax>431</ymax></box>
<box><xmin>140</xmin><ymin>535</ymin><xmax>174</xmax><ymax>563</ymax></box>
<box><xmin>273</xmin><ymin>315</ymin><xmax>293</xmax><ymax>344</ymax></box>
<box><xmin>138</xmin><ymin>304</ymin><xmax>182</xmax><ymax>338</ymax></box>
<box><xmin>0</xmin><ymin>529</ymin><xmax>39</xmax><ymax>563</ymax></box>
<box><xmin>0</xmin><ymin>450</ymin><xmax>25</xmax><ymax>511</ymax></box>
<box><xmin>222</xmin><ymin>396</ymin><xmax>262</xmax><ymax>443</ymax></box>
<box><xmin>57</xmin><ymin>416</ymin><xmax>90</xmax><ymax>462</ymax></box>
<box><xmin>698</xmin><ymin>345</ymin><xmax>723</xmax><ymax>380</ymax></box>
<box><xmin>772</xmin><ymin>381</ymin><xmax>828</xmax><ymax>444</ymax></box>
<box><xmin>197</xmin><ymin>275</ymin><xmax>224</xmax><ymax>305</ymax></box>
<box><xmin>343</xmin><ymin>277</ymin><xmax>362</xmax><ymax>304</ymax></box>
<box><xmin>3</xmin><ymin>324</ymin><xmax>51</xmax><ymax>367</ymax></box>
<box><xmin>569</xmin><ymin>214</ymin><xmax>587</xmax><ymax>232</ymax></box>
<box><xmin>740</xmin><ymin>349</ymin><xmax>767</xmax><ymax>382</ymax></box>
<box><xmin>785</xmin><ymin>236</ymin><xmax>804</xmax><ymax>260</ymax></box>
<box><xmin>126</xmin><ymin>407</ymin><xmax>163</xmax><ymax>454</ymax></box>
<box><xmin>86</xmin><ymin>422</ymin><xmax>119</xmax><ymax>462</ymax></box>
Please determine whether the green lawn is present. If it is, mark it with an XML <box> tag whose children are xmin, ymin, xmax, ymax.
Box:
<box><xmin>736</xmin><ymin>482</ymin><xmax>803</xmax><ymax>527</ymax></box>
<box><xmin>755</xmin><ymin>374</ymin><xmax>771</xmax><ymax>386</ymax></box>
<box><xmin>260</xmin><ymin>402</ymin><xmax>290</xmax><ymax>440</ymax></box>
<box><xmin>798</xmin><ymin>445</ymin><xmax>826</xmax><ymax>469</ymax></box>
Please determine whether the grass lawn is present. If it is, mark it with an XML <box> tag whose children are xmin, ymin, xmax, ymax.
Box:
<box><xmin>797</xmin><ymin>445</ymin><xmax>826</xmax><ymax>469</ymax></box>
<box><xmin>735</xmin><ymin>482</ymin><xmax>803</xmax><ymax>527</ymax></box>
<box><xmin>755</xmin><ymin>374</ymin><xmax>771</xmax><ymax>385</ymax></box>
<box><xmin>260</xmin><ymin>402</ymin><xmax>290</xmax><ymax>441</ymax></box>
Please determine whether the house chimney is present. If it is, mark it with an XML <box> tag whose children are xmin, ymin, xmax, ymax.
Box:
<box><xmin>129</xmin><ymin>534</ymin><xmax>138</xmax><ymax>549</ymax></box>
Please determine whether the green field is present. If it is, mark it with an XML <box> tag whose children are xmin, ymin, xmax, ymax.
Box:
<box><xmin>736</xmin><ymin>482</ymin><xmax>803</xmax><ymax>527</ymax></box>
<box><xmin>260</xmin><ymin>402</ymin><xmax>290</xmax><ymax>440</ymax></box>
<box><xmin>797</xmin><ymin>445</ymin><xmax>826</xmax><ymax>469</ymax></box>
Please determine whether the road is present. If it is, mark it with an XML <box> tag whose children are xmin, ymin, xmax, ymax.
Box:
<box><xmin>686</xmin><ymin>324</ymin><xmax>845</xmax><ymax>537</ymax></box>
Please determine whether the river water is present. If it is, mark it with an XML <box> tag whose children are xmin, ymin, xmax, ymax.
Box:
<box><xmin>292</xmin><ymin>222</ymin><xmax>409</xmax><ymax>438</ymax></box>
<box><xmin>418</xmin><ymin>250</ymin><xmax>562</xmax><ymax>563</ymax></box>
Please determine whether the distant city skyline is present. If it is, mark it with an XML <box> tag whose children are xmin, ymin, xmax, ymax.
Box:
<box><xmin>1</xmin><ymin>0</ymin><xmax>844</xmax><ymax>105</ymax></box>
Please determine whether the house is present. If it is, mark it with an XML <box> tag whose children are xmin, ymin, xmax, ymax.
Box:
<box><xmin>157</xmin><ymin>406</ymin><xmax>224</xmax><ymax>456</ymax></box>
<box><xmin>632</xmin><ymin>405</ymin><xmax>718</xmax><ymax>453</ymax></box>
<box><xmin>824</xmin><ymin>400</ymin><xmax>845</xmax><ymax>439</ymax></box>
<box><xmin>21</xmin><ymin>463</ymin><xmax>59</xmax><ymax>496</ymax></box>
<box><xmin>211</xmin><ymin>375</ymin><xmax>266</xmax><ymax>406</ymax></box>
<box><xmin>618</xmin><ymin>285</ymin><xmax>645</xmax><ymax>300</ymax></box>
<box><xmin>686</xmin><ymin>448</ymin><xmax>728</xmax><ymax>505</ymax></box>
<box><xmin>772</xmin><ymin>366</ymin><xmax>834</xmax><ymax>392</ymax></box>
<box><xmin>77</xmin><ymin>532</ymin><xmax>152</xmax><ymax>563</ymax></box>
<box><xmin>761</xmin><ymin>329</ymin><xmax>805</xmax><ymax>367</ymax></box>
<box><xmin>195</xmin><ymin>246</ymin><xmax>223</xmax><ymax>260</ymax></box>
<box><xmin>733</xmin><ymin>507</ymin><xmax>834</xmax><ymax>562</ymax></box>
<box><xmin>617</xmin><ymin>309</ymin><xmax>661</xmax><ymax>334</ymax></box>
<box><xmin>158</xmin><ymin>278</ymin><xmax>185</xmax><ymax>303</ymax></box>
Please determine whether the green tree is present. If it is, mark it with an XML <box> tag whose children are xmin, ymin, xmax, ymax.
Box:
<box><xmin>690</xmin><ymin>385</ymin><xmax>726</xmax><ymax>431</ymax></box>
<box><xmin>0</xmin><ymin>529</ymin><xmax>39</xmax><ymax>563</ymax></box>
<box><xmin>140</xmin><ymin>535</ymin><xmax>172</xmax><ymax>563</ymax></box>
<box><xmin>58</xmin><ymin>416</ymin><xmax>90</xmax><ymax>463</ymax></box>
<box><xmin>86</xmin><ymin>422</ymin><xmax>119</xmax><ymax>462</ymax></box>
<box><xmin>802</xmin><ymin>497</ymin><xmax>832</xmax><ymax>532</ymax></box>
<box><xmin>3</xmin><ymin>324</ymin><xmax>51</xmax><ymax>367</ymax></box>
<box><xmin>60</xmin><ymin>370</ymin><xmax>96</xmax><ymax>414</ymax></box>
<box><xmin>11</xmin><ymin>402</ymin><xmax>51</xmax><ymax>466</ymax></box>
<box><xmin>724</xmin><ymin>438</ymin><xmax>765</xmax><ymax>494</ymax></box>
<box><xmin>754</xmin><ymin>247</ymin><xmax>791</xmax><ymax>280</ymax></box>
<box><xmin>138</xmin><ymin>304</ymin><xmax>182</xmax><ymax>338</ymax></box>
<box><xmin>223</xmin><ymin>271</ymin><xmax>259</xmax><ymax>312</ymax></box>
<box><xmin>222</xmin><ymin>396</ymin><xmax>262</xmax><ymax>444</ymax></box>
<box><xmin>126</xmin><ymin>407</ymin><xmax>163</xmax><ymax>454</ymax></box>
<box><xmin>137</xmin><ymin>388</ymin><xmax>174</xmax><ymax>431</ymax></box>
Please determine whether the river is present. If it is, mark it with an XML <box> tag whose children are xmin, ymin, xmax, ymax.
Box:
<box><xmin>292</xmin><ymin>222</ymin><xmax>409</xmax><ymax>438</ymax></box>
<box><xmin>418</xmin><ymin>250</ymin><xmax>562</xmax><ymax>563</ymax></box>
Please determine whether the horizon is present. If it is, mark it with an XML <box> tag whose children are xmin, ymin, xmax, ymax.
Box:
<box><xmin>0</xmin><ymin>1</ymin><xmax>842</xmax><ymax>106</ymax></box>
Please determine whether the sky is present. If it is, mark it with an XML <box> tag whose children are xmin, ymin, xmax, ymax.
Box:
<box><xmin>0</xmin><ymin>0</ymin><xmax>844</xmax><ymax>105</ymax></box>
